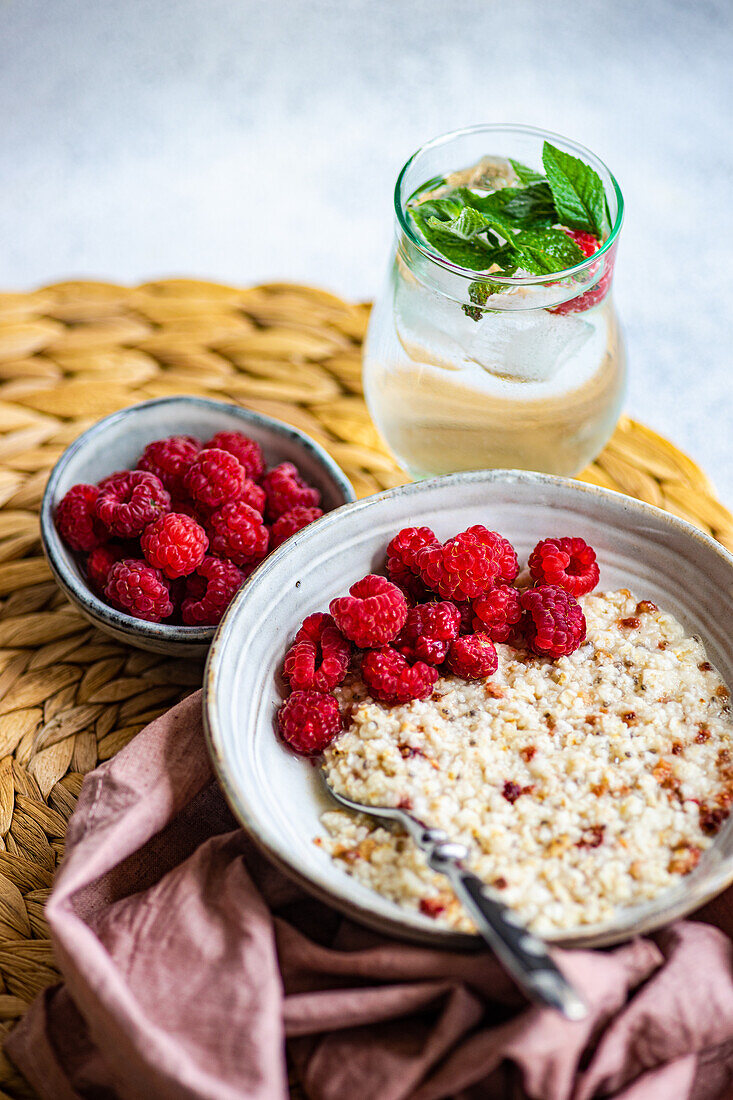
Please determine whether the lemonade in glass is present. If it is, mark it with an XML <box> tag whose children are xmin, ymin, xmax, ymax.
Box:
<box><xmin>363</xmin><ymin>124</ymin><xmax>625</xmax><ymax>478</ymax></box>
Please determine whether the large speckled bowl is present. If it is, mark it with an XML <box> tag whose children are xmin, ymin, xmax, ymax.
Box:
<box><xmin>204</xmin><ymin>470</ymin><xmax>733</xmax><ymax>948</ymax></box>
<box><xmin>40</xmin><ymin>396</ymin><xmax>355</xmax><ymax>657</ymax></box>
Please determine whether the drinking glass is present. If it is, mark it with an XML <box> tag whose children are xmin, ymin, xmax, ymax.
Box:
<box><xmin>363</xmin><ymin>124</ymin><xmax>625</xmax><ymax>478</ymax></box>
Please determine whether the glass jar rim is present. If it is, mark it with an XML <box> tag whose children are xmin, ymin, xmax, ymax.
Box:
<box><xmin>394</xmin><ymin>123</ymin><xmax>624</xmax><ymax>285</ymax></box>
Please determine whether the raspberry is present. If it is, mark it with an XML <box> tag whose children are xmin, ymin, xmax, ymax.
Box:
<box><xmin>362</xmin><ymin>647</ymin><xmax>438</xmax><ymax>704</ymax></box>
<box><xmin>95</xmin><ymin>471</ymin><xmax>171</xmax><ymax>538</ymax></box>
<box><xmin>472</xmin><ymin>585</ymin><xmax>523</xmax><ymax>643</ymax></box>
<box><xmin>180</xmin><ymin>478</ymin><xmax>265</xmax><ymax>520</ymax></box>
<box><xmin>262</xmin><ymin>462</ymin><xmax>320</xmax><ymax>522</ymax></box>
<box><xmin>137</xmin><ymin>436</ymin><xmax>200</xmax><ymax>496</ymax></box>
<box><xmin>416</xmin><ymin>529</ymin><xmax>501</xmax><ymax>601</ymax></box>
<box><xmin>181</xmin><ymin>556</ymin><xmax>244</xmax><ymax>626</ymax></box>
<box><xmin>453</xmin><ymin>600</ymin><xmax>475</xmax><ymax>635</ymax></box>
<box><xmin>204</xmin><ymin>431</ymin><xmax>266</xmax><ymax>482</ymax></box>
<box><xmin>283</xmin><ymin>613</ymin><xmax>350</xmax><ymax>692</ymax></box>
<box><xmin>86</xmin><ymin>543</ymin><xmax>127</xmax><ymax>592</ymax></box>
<box><xmin>520</xmin><ymin>585</ymin><xmax>586</xmax><ymax>658</ymax></box>
<box><xmin>183</xmin><ymin>448</ymin><xmax>246</xmax><ymax>509</ymax></box>
<box><xmin>277</xmin><ymin>690</ymin><xmax>342</xmax><ymax>755</ymax></box>
<box><xmin>239</xmin><ymin>478</ymin><xmax>267</xmax><ymax>516</ymax></box>
<box><xmin>207</xmin><ymin>501</ymin><xmax>269</xmax><ymax>566</ymax></box>
<box><xmin>140</xmin><ymin>512</ymin><xmax>209</xmax><ymax>578</ymax></box>
<box><xmin>270</xmin><ymin>505</ymin><xmax>324</xmax><ymax>549</ymax></box>
<box><xmin>528</xmin><ymin>537</ymin><xmax>600</xmax><ymax>597</ymax></box>
<box><xmin>104</xmin><ymin>559</ymin><xmax>173</xmax><ymax>622</ymax></box>
<box><xmin>55</xmin><ymin>484</ymin><xmax>107</xmax><ymax>551</ymax></box>
<box><xmin>461</xmin><ymin>526</ymin><xmax>519</xmax><ymax>584</ymax></box>
<box><xmin>395</xmin><ymin>601</ymin><xmax>461</xmax><ymax>665</ymax></box>
<box><xmin>464</xmin><ymin>527</ymin><xmax>519</xmax><ymax>584</ymax></box>
<box><xmin>386</xmin><ymin>527</ymin><xmax>439</xmax><ymax>601</ymax></box>
<box><xmin>446</xmin><ymin>633</ymin><xmax>498</xmax><ymax>679</ymax></box>
<box><xmin>550</xmin><ymin>233</ymin><xmax>615</xmax><ymax>315</ymax></box>
<box><xmin>330</xmin><ymin>575</ymin><xmax>408</xmax><ymax>648</ymax></box>
<box><xmin>563</xmin><ymin>230</ymin><xmax>598</xmax><ymax>257</ymax></box>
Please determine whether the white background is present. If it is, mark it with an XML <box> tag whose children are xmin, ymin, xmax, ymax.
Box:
<box><xmin>1</xmin><ymin>0</ymin><xmax>731</xmax><ymax>500</ymax></box>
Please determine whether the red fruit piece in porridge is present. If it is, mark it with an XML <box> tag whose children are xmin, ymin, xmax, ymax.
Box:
<box><xmin>416</xmin><ymin>529</ymin><xmax>501</xmax><ymax>601</ymax></box>
<box><xmin>283</xmin><ymin>613</ymin><xmax>351</xmax><ymax>692</ymax></box>
<box><xmin>462</xmin><ymin>526</ymin><xmax>519</xmax><ymax>583</ymax></box>
<box><xmin>528</xmin><ymin>536</ymin><xmax>600</xmax><ymax>597</ymax></box>
<box><xmin>395</xmin><ymin>601</ymin><xmax>461</xmax><ymax>665</ymax></box>
<box><xmin>446</xmin><ymin>633</ymin><xmax>498</xmax><ymax>680</ymax></box>
<box><xmin>472</xmin><ymin>585</ymin><xmax>523</xmax><ymax>643</ymax></box>
<box><xmin>362</xmin><ymin>646</ymin><xmax>438</xmax><ymax>704</ymax></box>
<box><xmin>520</xmin><ymin>584</ymin><xmax>586</xmax><ymax>658</ymax></box>
<box><xmin>386</xmin><ymin>526</ymin><xmax>439</xmax><ymax>601</ymax></box>
<box><xmin>278</xmin><ymin>690</ymin><xmax>342</xmax><ymax>755</ymax></box>
<box><xmin>330</xmin><ymin>575</ymin><xmax>408</xmax><ymax>648</ymax></box>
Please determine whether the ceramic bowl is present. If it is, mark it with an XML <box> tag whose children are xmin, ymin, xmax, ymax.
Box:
<box><xmin>41</xmin><ymin>396</ymin><xmax>355</xmax><ymax>657</ymax></box>
<box><xmin>204</xmin><ymin>469</ymin><xmax>733</xmax><ymax>949</ymax></box>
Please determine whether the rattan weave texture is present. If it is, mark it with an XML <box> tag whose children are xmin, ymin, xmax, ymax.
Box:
<box><xmin>0</xmin><ymin>278</ymin><xmax>730</xmax><ymax>1098</ymax></box>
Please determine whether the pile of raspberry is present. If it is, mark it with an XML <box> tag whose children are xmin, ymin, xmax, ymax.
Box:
<box><xmin>278</xmin><ymin>526</ymin><xmax>600</xmax><ymax>755</ymax></box>
<box><xmin>55</xmin><ymin>431</ymin><xmax>324</xmax><ymax>626</ymax></box>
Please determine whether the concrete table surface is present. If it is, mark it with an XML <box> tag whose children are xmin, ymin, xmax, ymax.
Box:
<box><xmin>1</xmin><ymin>0</ymin><xmax>731</xmax><ymax>501</ymax></box>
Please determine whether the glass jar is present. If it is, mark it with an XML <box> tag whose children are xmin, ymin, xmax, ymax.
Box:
<box><xmin>363</xmin><ymin>124</ymin><xmax>625</xmax><ymax>479</ymax></box>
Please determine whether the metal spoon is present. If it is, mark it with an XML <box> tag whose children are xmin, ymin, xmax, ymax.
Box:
<box><xmin>321</xmin><ymin>773</ymin><xmax>587</xmax><ymax>1021</ymax></box>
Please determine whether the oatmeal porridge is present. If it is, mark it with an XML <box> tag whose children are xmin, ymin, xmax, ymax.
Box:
<box><xmin>320</xmin><ymin>590</ymin><xmax>733</xmax><ymax>934</ymax></box>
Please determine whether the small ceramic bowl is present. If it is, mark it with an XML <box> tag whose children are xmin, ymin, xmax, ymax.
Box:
<box><xmin>204</xmin><ymin>469</ymin><xmax>733</xmax><ymax>949</ymax></box>
<box><xmin>41</xmin><ymin>396</ymin><xmax>355</xmax><ymax>657</ymax></box>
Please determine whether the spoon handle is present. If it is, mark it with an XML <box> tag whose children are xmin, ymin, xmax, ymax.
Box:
<box><xmin>438</xmin><ymin>859</ymin><xmax>587</xmax><ymax>1021</ymax></box>
<box><xmin>319</xmin><ymin>778</ymin><xmax>586</xmax><ymax>1020</ymax></box>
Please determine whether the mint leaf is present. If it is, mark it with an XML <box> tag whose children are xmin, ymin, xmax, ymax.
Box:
<box><xmin>456</xmin><ymin>184</ymin><xmax>556</xmax><ymax>230</ymax></box>
<box><xmin>500</xmin><ymin>183</ymin><xmax>557</xmax><ymax>228</ymax></box>
<box><xmin>412</xmin><ymin>211</ymin><xmax>501</xmax><ymax>269</ymax></box>
<box><xmin>462</xmin><ymin>279</ymin><xmax>505</xmax><ymax>321</ymax></box>
<box><xmin>509</xmin><ymin>158</ymin><xmax>545</xmax><ymax>186</ymax></box>
<box><xmin>410</xmin><ymin>192</ymin><xmax>471</xmax><ymax>223</ymax></box>
<box><xmin>511</xmin><ymin>228</ymin><xmax>586</xmax><ymax>275</ymax></box>
<box><xmin>428</xmin><ymin>207</ymin><xmax>496</xmax><ymax>241</ymax></box>
<box><xmin>542</xmin><ymin>142</ymin><xmax>607</xmax><ymax>238</ymax></box>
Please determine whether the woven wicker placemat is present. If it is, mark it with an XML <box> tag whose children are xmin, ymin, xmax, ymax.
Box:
<box><xmin>0</xmin><ymin>278</ymin><xmax>730</xmax><ymax>1098</ymax></box>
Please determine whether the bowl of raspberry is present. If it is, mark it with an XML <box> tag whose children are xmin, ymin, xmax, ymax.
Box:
<box><xmin>41</xmin><ymin>396</ymin><xmax>355</xmax><ymax>656</ymax></box>
<box><xmin>204</xmin><ymin>469</ymin><xmax>733</xmax><ymax>948</ymax></box>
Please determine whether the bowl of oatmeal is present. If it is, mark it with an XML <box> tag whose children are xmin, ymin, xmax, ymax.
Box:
<box><xmin>204</xmin><ymin>470</ymin><xmax>733</xmax><ymax>948</ymax></box>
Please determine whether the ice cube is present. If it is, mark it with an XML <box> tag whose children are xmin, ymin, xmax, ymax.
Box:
<box><xmin>394</xmin><ymin>276</ymin><xmax>471</xmax><ymax>371</ymax></box>
<box><xmin>466</xmin><ymin>310</ymin><xmax>593</xmax><ymax>382</ymax></box>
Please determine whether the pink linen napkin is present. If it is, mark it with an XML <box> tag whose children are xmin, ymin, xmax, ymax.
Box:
<box><xmin>7</xmin><ymin>692</ymin><xmax>733</xmax><ymax>1100</ymax></box>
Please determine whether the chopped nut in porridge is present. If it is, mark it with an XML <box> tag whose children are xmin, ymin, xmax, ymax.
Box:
<box><xmin>320</xmin><ymin>590</ymin><xmax>733</xmax><ymax>934</ymax></box>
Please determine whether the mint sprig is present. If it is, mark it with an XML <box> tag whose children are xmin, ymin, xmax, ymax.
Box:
<box><xmin>508</xmin><ymin>158</ymin><xmax>545</xmax><ymax>186</ymax></box>
<box><xmin>411</xmin><ymin>209</ymin><xmax>501</xmax><ymax>270</ymax></box>
<box><xmin>406</xmin><ymin>142</ymin><xmax>611</xmax><ymax>319</ymax></box>
<box><xmin>541</xmin><ymin>141</ymin><xmax>608</xmax><ymax>238</ymax></box>
<box><xmin>510</xmin><ymin>228</ymin><xmax>586</xmax><ymax>275</ymax></box>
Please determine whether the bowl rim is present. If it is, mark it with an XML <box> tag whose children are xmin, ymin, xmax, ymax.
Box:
<box><xmin>203</xmin><ymin>468</ymin><xmax>733</xmax><ymax>948</ymax></box>
<box><xmin>40</xmin><ymin>395</ymin><xmax>355</xmax><ymax>642</ymax></box>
